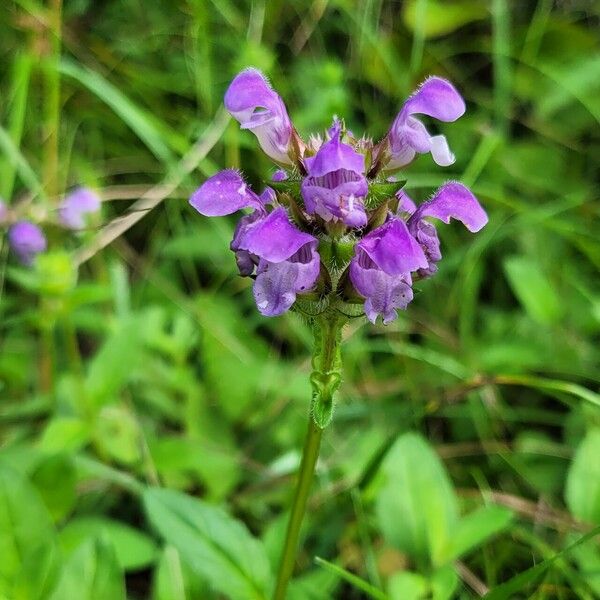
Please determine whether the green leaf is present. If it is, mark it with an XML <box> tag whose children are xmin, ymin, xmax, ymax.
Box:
<box><xmin>30</xmin><ymin>454</ymin><xmax>77</xmax><ymax>522</ymax></box>
<box><xmin>48</xmin><ymin>537</ymin><xmax>126</xmax><ymax>600</ymax></box>
<box><xmin>565</xmin><ymin>428</ymin><xmax>600</xmax><ymax>523</ymax></box>
<box><xmin>402</xmin><ymin>0</ymin><xmax>487</xmax><ymax>38</ymax></box>
<box><xmin>0</xmin><ymin>465</ymin><xmax>55</xmax><ymax>593</ymax></box>
<box><xmin>95</xmin><ymin>405</ymin><xmax>143</xmax><ymax>466</ymax></box>
<box><xmin>387</xmin><ymin>571</ymin><xmax>428</xmax><ymax>600</ymax></box>
<box><xmin>39</xmin><ymin>417</ymin><xmax>90</xmax><ymax>453</ymax></box>
<box><xmin>503</xmin><ymin>256</ymin><xmax>563</xmax><ymax>325</ymax></box>
<box><xmin>152</xmin><ymin>545</ymin><xmax>211</xmax><ymax>600</ymax></box>
<box><xmin>143</xmin><ymin>487</ymin><xmax>272</xmax><ymax>599</ymax></box>
<box><xmin>59</xmin><ymin>517</ymin><xmax>158</xmax><ymax>571</ymax></box>
<box><xmin>375</xmin><ymin>432</ymin><xmax>458</xmax><ymax>567</ymax></box>
<box><xmin>441</xmin><ymin>505</ymin><xmax>513</xmax><ymax>561</ymax></box>
<box><xmin>430</xmin><ymin>565</ymin><xmax>459</xmax><ymax>600</ymax></box>
<box><xmin>85</xmin><ymin>318</ymin><xmax>143</xmax><ymax>406</ymax></box>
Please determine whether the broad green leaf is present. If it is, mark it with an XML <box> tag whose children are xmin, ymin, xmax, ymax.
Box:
<box><xmin>30</xmin><ymin>454</ymin><xmax>77</xmax><ymax>522</ymax></box>
<box><xmin>59</xmin><ymin>517</ymin><xmax>158</xmax><ymax>571</ymax></box>
<box><xmin>375</xmin><ymin>433</ymin><xmax>458</xmax><ymax>567</ymax></box>
<box><xmin>48</xmin><ymin>537</ymin><xmax>126</xmax><ymax>600</ymax></box>
<box><xmin>39</xmin><ymin>417</ymin><xmax>90</xmax><ymax>453</ymax></box>
<box><xmin>402</xmin><ymin>0</ymin><xmax>487</xmax><ymax>38</ymax></box>
<box><xmin>388</xmin><ymin>571</ymin><xmax>428</xmax><ymax>600</ymax></box>
<box><xmin>430</xmin><ymin>565</ymin><xmax>459</xmax><ymax>600</ymax></box>
<box><xmin>565</xmin><ymin>428</ymin><xmax>600</xmax><ymax>523</ymax></box>
<box><xmin>95</xmin><ymin>405</ymin><xmax>143</xmax><ymax>465</ymax></box>
<box><xmin>503</xmin><ymin>256</ymin><xmax>563</xmax><ymax>325</ymax></box>
<box><xmin>11</xmin><ymin>541</ymin><xmax>59</xmax><ymax>600</ymax></box>
<box><xmin>143</xmin><ymin>487</ymin><xmax>272</xmax><ymax>599</ymax></box>
<box><xmin>441</xmin><ymin>505</ymin><xmax>513</xmax><ymax>561</ymax></box>
<box><xmin>152</xmin><ymin>545</ymin><xmax>211</xmax><ymax>600</ymax></box>
<box><xmin>0</xmin><ymin>465</ymin><xmax>55</xmax><ymax>593</ymax></box>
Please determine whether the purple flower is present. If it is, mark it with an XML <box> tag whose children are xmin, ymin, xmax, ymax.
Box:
<box><xmin>8</xmin><ymin>221</ymin><xmax>47</xmax><ymax>266</ymax></box>
<box><xmin>406</xmin><ymin>182</ymin><xmax>488</xmax><ymax>276</ymax></box>
<box><xmin>379</xmin><ymin>77</ymin><xmax>466</xmax><ymax>171</ymax></box>
<box><xmin>349</xmin><ymin>219</ymin><xmax>427</xmax><ymax>324</ymax></box>
<box><xmin>190</xmin><ymin>170</ymin><xmax>320</xmax><ymax>316</ymax></box>
<box><xmin>59</xmin><ymin>187</ymin><xmax>101</xmax><ymax>230</ymax></box>
<box><xmin>224</xmin><ymin>68</ymin><xmax>296</xmax><ymax>166</ymax></box>
<box><xmin>301</xmin><ymin>121</ymin><xmax>368</xmax><ymax>228</ymax></box>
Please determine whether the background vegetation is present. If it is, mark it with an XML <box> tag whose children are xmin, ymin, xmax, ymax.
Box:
<box><xmin>1</xmin><ymin>0</ymin><xmax>600</xmax><ymax>598</ymax></box>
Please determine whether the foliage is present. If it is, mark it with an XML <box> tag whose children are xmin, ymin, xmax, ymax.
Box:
<box><xmin>1</xmin><ymin>0</ymin><xmax>600</xmax><ymax>598</ymax></box>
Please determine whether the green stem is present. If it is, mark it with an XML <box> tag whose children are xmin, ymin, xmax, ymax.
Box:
<box><xmin>272</xmin><ymin>315</ymin><xmax>344</xmax><ymax>600</ymax></box>
<box><xmin>272</xmin><ymin>416</ymin><xmax>323</xmax><ymax>600</ymax></box>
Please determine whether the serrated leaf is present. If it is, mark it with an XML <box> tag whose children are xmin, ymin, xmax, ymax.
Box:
<box><xmin>143</xmin><ymin>487</ymin><xmax>272</xmax><ymax>599</ymax></box>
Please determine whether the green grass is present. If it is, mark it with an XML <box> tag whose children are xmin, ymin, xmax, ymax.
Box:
<box><xmin>1</xmin><ymin>1</ymin><xmax>600</xmax><ymax>598</ymax></box>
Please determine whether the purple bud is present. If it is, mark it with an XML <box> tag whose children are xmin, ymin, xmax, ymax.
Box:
<box><xmin>8</xmin><ymin>221</ymin><xmax>47</xmax><ymax>266</ymax></box>
<box><xmin>59</xmin><ymin>187</ymin><xmax>101</xmax><ymax>230</ymax></box>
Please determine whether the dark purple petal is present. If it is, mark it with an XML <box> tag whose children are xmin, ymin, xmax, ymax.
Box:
<box><xmin>189</xmin><ymin>169</ymin><xmax>262</xmax><ymax>216</ymax></box>
<box><xmin>253</xmin><ymin>242</ymin><xmax>320</xmax><ymax>316</ymax></box>
<box><xmin>59</xmin><ymin>187</ymin><xmax>101</xmax><ymax>230</ymax></box>
<box><xmin>409</xmin><ymin>182</ymin><xmax>488</xmax><ymax>232</ymax></box>
<box><xmin>224</xmin><ymin>68</ymin><xmax>294</xmax><ymax>165</ymax></box>
<box><xmin>413</xmin><ymin>219</ymin><xmax>441</xmax><ymax>278</ymax></box>
<box><xmin>358</xmin><ymin>219</ymin><xmax>428</xmax><ymax>275</ymax></box>
<box><xmin>238</xmin><ymin>206</ymin><xmax>316</xmax><ymax>263</ymax></box>
<box><xmin>303</xmin><ymin>124</ymin><xmax>364</xmax><ymax>177</ymax></box>
<box><xmin>8</xmin><ymin>221</ymin><xmax>47</xmax><ymax>266</ymax></box>
<box><xmin>402</xmin><ymin>77</ymin><xmax>466</xmax><ymax>122</ymax></box>
<box><xmin>230</xmin><ymin>211</ymin><xmax>264</xmax><ymax>276</ymax></box>
<box><xmin>350</xmin><ymin>251</ymin><xmax>413</xmax><ymax>324</ymax></box>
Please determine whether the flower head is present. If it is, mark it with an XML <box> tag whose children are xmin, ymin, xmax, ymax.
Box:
<box><xmin>59</xmin><ymin>187</ymin><xmax>101</xmax><ymax>230</ymax></box>
<box><xmin>8</xmin><ymin>221</ymin><xmax>47</xmax><ymax>266</ymax></box>
<box><xmin>190</xmin><ymin>68</ymin><xmax>487</xmax><ymax>322</ymax></box>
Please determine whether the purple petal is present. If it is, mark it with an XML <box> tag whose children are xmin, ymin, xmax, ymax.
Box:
<box><xmin>429</xmin><ymin>135</ymin><xmax>455</xmax><ymax>167</ymax></box>
<box><xmin>402</xmin><ymin>77</ymin><xmax>466</xmax><ymax>122</ymax></box>
<box><xmin>412</xmin><ymin>220</ymin><xmax>442</xmax><ymax>278</ymax></box>
<box><xmin>8</xmin><ymin>221</ymin><xmax>47</xmax><ymax>266</ymax></box>
<box><xmin>253</xmin><ymin>242</ymin><xmax>320</xmax><ymax>316</ymax></box>
<box><xmin>272</xmin><ymin>169</ymin><xmax>288</xmax><ymax>182</ymax></box>
<box><xmin>230</xmin><ymin>211</ymin><xmax>263</xmax><ymax>276</ymax></box>
<box><xmin>224</xmin><ymin>68</ymin><xmax>293</xmax><ymax>165</ymax></box>
<box><xmin>303</xmin><ymin>126</ymin><xmax>364</xmax><ymax>178</ymax></box>
<box><xmin>396</xmin><ymin>190</ymin><xmax>417</xmax><ymax>215</ymax></box>
<box><xmin>59</xmin><ymin>187</ymin><xmax>101</xmax><ymax>230</ymax></box>
<box><xmin>301</xmin><ymin>126</ymin><xmax>368</xmax><ymax>227</ymax></box>
<box><xmin>239</xmin><ymin>206</ymin><xmax>316</xmax><ymax>263</ymax></box>
<box><xmin>358</xmin><ymin>219</ymin><xmax>428</xmax><ymax>275</ymax></box>
<box><xmin>410</xmin><ymin>182</ymin><xmax>488</xmax><ymax>232</ymax></box>
<box><xmin>189</xmin><ymin>169</ymin><xmax>262</xmax><ymax>216</ymax></box>
<box><xmin>350</xmin><ymin>253</ymin><xmax>413</xmax><ymax>324</ymax></box>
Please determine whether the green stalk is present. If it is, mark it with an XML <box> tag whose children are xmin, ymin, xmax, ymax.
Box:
<box><xmin>272</xmin><ymin>314</ymin><xmax>344</xmax><ymax>600</ymax></box>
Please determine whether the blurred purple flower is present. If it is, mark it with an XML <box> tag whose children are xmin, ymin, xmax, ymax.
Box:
<box><xmin>377</xmin><ymin>77</ymin><xmax>465</xmax><ymax>171</ymax></box>
<box><xmin>190</xmin><ymin>169</ymin><xmax>320</xmax><ymax>316</ymax></box>
<box><xmin>301</xmin><ymin>120</ymin><xmax>368</xmax><ymax>228</ymax></box>
<box><xmin>8</xmin><ymin>221</ymin><xmax>47</xmax><ymax>266</ymax></box>
<box><xmin>59</xmin><ymin>187</ymin><xmax>101</xmax><ymax>230</ymax></box>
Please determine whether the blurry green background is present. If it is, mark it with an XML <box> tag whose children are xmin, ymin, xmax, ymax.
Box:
<box><xmin>1</xmin><ymin>1</ymin><xmax>600</xmax><ymax>598</ymax></box>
